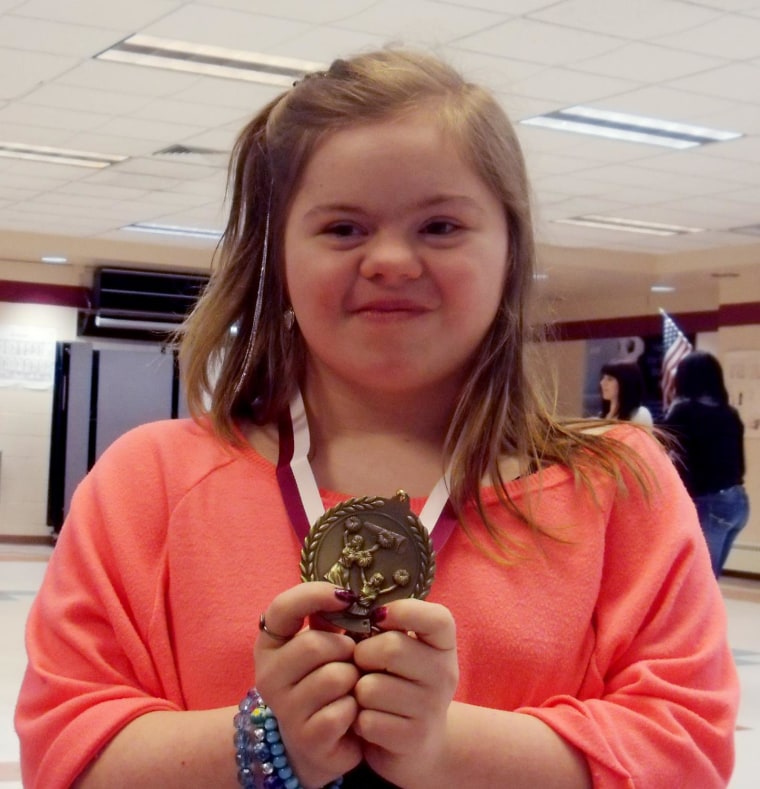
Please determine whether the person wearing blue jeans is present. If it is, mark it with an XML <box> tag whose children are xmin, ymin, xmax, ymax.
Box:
<box><xmin>694</xmin><ymin>485</ymin><xmax>750</xmax><ymax>578</ymax></box>
<box><xmin>661</xmin><ymin>351</ymin><xmax>750</xmax><ymax>578</ymax></box>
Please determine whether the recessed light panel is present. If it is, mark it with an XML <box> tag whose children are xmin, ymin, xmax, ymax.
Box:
<box><xmin>521</xmin><ymin>106</ymin><xmax>742</xmax><ymax>149</ymax></box>
<box><xmin>96</xmin><ymin>35</ymin><xmax>326</xmax><ymax>87</ymax></box>
<box><xmin>123</xmin><ymin>222</ymin><xmax>223</xmax><ymax>239</ymax></box>
<box><xmin>0</xmin><ymin>142</ymin><xmax>126</xmax><ymax>168</ymax></box>
<box><xmin>555</xmin><ymin>215</ymin><xmax>704</xmax><ymax>236</ymax></box>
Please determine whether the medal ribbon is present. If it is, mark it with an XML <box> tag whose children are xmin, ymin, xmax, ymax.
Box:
<box><xmin>276</xmin><ymin>389</ymin><xmax>458</xmax><ymax>552</ymax></box>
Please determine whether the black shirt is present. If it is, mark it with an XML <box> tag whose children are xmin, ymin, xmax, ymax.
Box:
<box><xmin>660</xmin><ymin>398</ymin><xmax>745</xmax><ymax>497</ymax></box>
<box><xmin>342</xmin><ymin>763</ymin><xmax>399</xmax><ymax>788</ymax></box>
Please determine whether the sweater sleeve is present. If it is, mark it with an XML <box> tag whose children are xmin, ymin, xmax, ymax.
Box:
<box><xmin>518</xmin><ymin>428</ymin><xmax>739</xmax><ymax>787</ymax></box>
<box><xmin>15</xmin><ymin>424</ymin><xmax>190</xmax><ymax>789</ymax></box>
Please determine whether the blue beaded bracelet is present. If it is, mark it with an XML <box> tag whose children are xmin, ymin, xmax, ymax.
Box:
<box><xmin>234</xmin><ymin>688</ymin><xmax>343</xmax><ymax>789</ymax></box>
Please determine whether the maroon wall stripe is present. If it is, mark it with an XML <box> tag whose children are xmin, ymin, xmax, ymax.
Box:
<box><xmin>0</xmin><ymin>279</ymin><xmax>89</xmax><ymax>308</ymax></box>
<box><xmin>549</xmin><ymin>309</ymin><xmax>726</xmax><ymax>341</ymax></box>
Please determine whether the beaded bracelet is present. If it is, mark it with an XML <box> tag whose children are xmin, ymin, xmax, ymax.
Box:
<box><xmin>234</xmin><ymin>688</ymin><xmax>343</xmax><ymax>789</ymax></box>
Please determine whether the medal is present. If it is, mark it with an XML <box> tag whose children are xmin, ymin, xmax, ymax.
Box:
<box><xmin>277</xmin><ymin>390</ymin><xmax>456</xmax><ymax>636</ymax></box>
<box><xmin>300</xmin><ymin>490</ymin><xmax>436</xmax><ymax>634</ymax></box>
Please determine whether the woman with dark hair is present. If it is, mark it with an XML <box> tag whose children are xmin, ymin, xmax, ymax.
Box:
<box><xmin>599</xmin><ymin>361</ymin><xmax>653</xmax><ymax>426</ymax></box>
<box><xmin>662</xmin><ymin>351</ymin><xmax>749</xmax><ymax>577</ymax></box>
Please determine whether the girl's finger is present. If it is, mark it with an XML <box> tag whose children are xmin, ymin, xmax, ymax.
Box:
<box><xmin>369</xmin><ymin>598</ymin><xmax>457</xmax><ymax>650</ymax></box>
<box><xmin>257</xmin><ymin>581</ymin><xmax>355</xmax><ymax>647</ymax></box>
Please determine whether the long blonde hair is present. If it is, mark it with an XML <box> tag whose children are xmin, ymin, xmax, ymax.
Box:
<box><xmin>180</xmin><ymin>48</ymin><xmax>650</xmax><ymax>560</ymax></box>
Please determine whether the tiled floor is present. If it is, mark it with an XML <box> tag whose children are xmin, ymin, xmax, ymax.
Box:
<box><xmin>1</xmin><ymin>545</ymin><xmax>759</xmax><ymax>787</ymax></box>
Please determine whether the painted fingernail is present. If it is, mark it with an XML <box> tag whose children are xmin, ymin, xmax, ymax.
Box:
<box><xmin>370</xmin><ymin>606</ymin><xmax>388</xmax><ymax>625</ymax></box>
<box><xmin>334</xmin><ymin>588</ymin><xmax>358</xmax><ymax>604</ymax></box>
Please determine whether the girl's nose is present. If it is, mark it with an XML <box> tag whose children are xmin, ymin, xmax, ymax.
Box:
<box><xmin>358</xmin><ymin>233</ymin><xmax>423</xmax><ymax>283</ymax></box>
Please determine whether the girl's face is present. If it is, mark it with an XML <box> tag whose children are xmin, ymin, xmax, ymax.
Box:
<box><xmin>600</xmin><ymin>374</ymin><xmax>619</xmax><ymax>402</ymax></box>
<box><xmin>283</xmin><ymin>110</ymin><xmax>509</xmax><ymax>401</ymax></box>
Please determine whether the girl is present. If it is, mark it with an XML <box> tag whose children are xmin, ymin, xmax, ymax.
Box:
<box><xmin>16</xmin><ymin>49</ymin><xmax>737</xmax><ymax>789</ymax></box>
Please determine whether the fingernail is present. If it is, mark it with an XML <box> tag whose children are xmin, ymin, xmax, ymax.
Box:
<box><xmin>370</xmin><ymin>606</ymin><xmax>388</xmax><ymax>625</ymax></box>
<box><xmin>334</xmin><ymin>588</ymin><xmax>357</xmax><ymax>604</ymax></box>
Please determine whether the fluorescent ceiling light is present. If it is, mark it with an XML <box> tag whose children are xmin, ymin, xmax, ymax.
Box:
<box><xmin>650</xmin><ymin>285</ymin><xmax>676</xmax><ymax>293</ymax></box>
<box><xmin>555</xmin><ymin>215</ymin><xmax>704</xmax><ymax>237</ymax></box>
<box><xmin>96</xmin><ymin>35</ymin><xmax>326</xmax><ymax>87</ymax></box>
<box><xmin>123</xmin><ymin>222</ymin><xmax>223</xmax><ymax>240</ymax></box>
<box><xmin>521</xmin><ymin>106</ymin><xmax>742</xmax><ymax>149</ymax></box>
<box><xmin>0</xmin><ymin>142</ymin><xmax>126</xmax><ymax>168</ymax></box>
<box><xmin>41</xmin><ymin>256</ymin><xmax>68</xmax><ymax>264</ymax></box>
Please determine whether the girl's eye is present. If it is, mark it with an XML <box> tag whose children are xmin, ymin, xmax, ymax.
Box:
<box><xmin>325</xmin><ymin>222</ymin><xmax>362</xmax><ymax>237</ymax></box>
<box><xmin>422</xmin><ymin>220</ymin><xmax>460</xmax><ymax>235</ymax></box>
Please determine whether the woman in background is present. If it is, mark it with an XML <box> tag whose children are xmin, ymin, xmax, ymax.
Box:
<box><xmin>661</xmin><ymin>351</ymin><xmax>749</xmax><ymax>577</ymax></box>
<box><xmin>599</xmin><ymin>361</ymin><xmax>653</xmax><ymax>426</ymax></box>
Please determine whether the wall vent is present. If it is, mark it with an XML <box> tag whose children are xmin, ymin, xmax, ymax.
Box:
<box><xmin>78</xmin><ymin>267</ymin><xmax>209</xmax><ymax>340</ymax></box>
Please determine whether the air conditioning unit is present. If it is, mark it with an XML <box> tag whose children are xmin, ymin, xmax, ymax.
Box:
<box><xmin>78</xmin><ymin>267</ymin><xmax>209</xmax><ymax>340</ymax></box>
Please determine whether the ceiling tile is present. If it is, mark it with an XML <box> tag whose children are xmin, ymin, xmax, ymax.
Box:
<box><xmin>198</xmin><ymin>0</ymin><xmax>378</xmax><ymax>24</ymax></box>
<box><xmin>14</xmin><ymin>0</ymin><xmax>185</xmax><ymax>30</ymax></box>
<box><xmin>130</xmin><ymin>98</ymin><xmax>248</xmax><ymax>128</ymax></box>
<box><xmin>170</xmin><ymin>78</ymin><xmax>282</xmax><ymax>111</ymax></box>
<box><xmin>507</xmin><ymin>67</ymin><xmax>640</xmax><ymax>104</ymax></box>
<box><xmin>529</xmin><ymin>0</ymin><xmax>721</xmax><ymax>39</ymax></box>
<box><xmin>92</xmin><ymin>117</ymin><xmax>206</xmax><ymax>143</ymax></box>
<box><xmin>0</xmin><ymin>14</ymin><xmax>122</xmax><ymax>56</ymax></box>
<box><xmin>699</xmin><ymin>135</ymin><xmax>760</xmax><ymax>164</ymax></box>
<box><xmin>656</xmin><ymin>13</ymin><xmax>760</xmax><ymax>58</ymax></box>
<box><xmin>0</xmin><ymin>48</ymin><xmax>78</xmax><ymax>100</ymax></box>
<box><xmin>22</xmin><ymin>84</ymin><xmax>152</xmax><ymax>115</ymax></box>
<box><xmin>331</xmin><ymin>0</ymin><xmax>508</xmax><ymax>40</ymax></box>
<box><xmin>80</xmin><ymin>169</ymin><xmax>183</xmax><ymax>191</ymax></box>
<box><xmin>58</xmin><ymin>60</ymin><xmax>202</xmax><ymax>96</ymax></box>
<box><xmin>455</xmin><ymin>19</ymin><xmax>622</xmax><ymax>65</ymax></box>
<box><xmin>269</xmin><ymin>25</ymin><xmax>387</xmax><ymax>62</ymax></box>
<box><xmin>587</xmin><ymin>84</ymin><xmax>740</xmax><ymax>122</ymax></box>
<box><xmin>113</xmin><ymin>157</ymin><xmax>221</xmax><ymax>181</ymax></box>
<box><xmin>666</xmin><ymin>62</ymin><xmax>760</xmax><ymax>103</ymax></box>
<box><xmin>54</xmin><ymin>182</ymin><xmax>150</xmax><ymax>201</ymax></box>
<box><xmin>0</xmin><ymin>103</ymin><xmax>110</xmax><ymax>133</ymax></box>
<box><xmin>141</xmin><ymin>4</ymin><xmax>309</xmax><ymax>49</ymax></box>
<box><xmin>574</xmin><ymin>41</ymin><xmax>726</xmax><ymax>83</ymax></box>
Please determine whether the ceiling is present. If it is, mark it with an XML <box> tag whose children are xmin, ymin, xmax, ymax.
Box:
<box><xmin>2</xmin><ymin>0</ymin><xmax>760</xmax><ymax>307</ymax></box>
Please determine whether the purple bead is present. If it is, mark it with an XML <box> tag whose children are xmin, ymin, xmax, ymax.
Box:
<box><xmin>233</xmin><ymin>729</ymin><xmax>249</xmax><ymax>749</ymax></box>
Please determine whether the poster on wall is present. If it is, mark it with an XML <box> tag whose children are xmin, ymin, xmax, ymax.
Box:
<box><xmin>0</xmin><ymin>325</ymin><xmax>55</xmax><ymax>389</ymax></box>
<box><xmin>725</xmin><ymin>350</ymin><xmax>760</xmax><ymax>438</ymax></box>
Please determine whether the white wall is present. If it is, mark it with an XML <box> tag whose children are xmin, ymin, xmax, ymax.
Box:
<box><xmin>0</xmin><ymin>302</ymin><xmax>77</xmax><ymax>536</ymax></box>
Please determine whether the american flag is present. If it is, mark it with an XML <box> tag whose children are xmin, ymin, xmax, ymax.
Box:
<box><xmin>661</xmin><ymin>310</ymin><xmax>692</xmax><ymax>409</ymax></box>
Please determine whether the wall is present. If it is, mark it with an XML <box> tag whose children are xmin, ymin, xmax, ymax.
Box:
<box><xmin>3</xmin><ymin>262</ymin><xmax>760</xmax><ymax>575</ymax></box>
<box><xmin>0</xmin><ymin>301</ymin><xmax>77</xmax><ymax>536</ymax></box>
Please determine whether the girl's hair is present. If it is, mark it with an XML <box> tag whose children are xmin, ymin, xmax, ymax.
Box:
<box><xmin>600</xmin><ymin>362</ymin><xmax>645</xmax><ymax>421</ymax></box>
<box><xmin>674</xmin><ymin>351</ymin><xmax>729</xmax><ymax>405</ymax></box>
<box><xmin>180</xmin><ymin>48</ymin><xmax>649</xmax><ymax>561</ymax></box>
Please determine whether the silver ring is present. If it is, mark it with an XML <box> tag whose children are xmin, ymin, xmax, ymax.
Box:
<box><xmin>258</xmin><ymin>613</ymin><xmax>292</xmax><ymax>643</ymax></box>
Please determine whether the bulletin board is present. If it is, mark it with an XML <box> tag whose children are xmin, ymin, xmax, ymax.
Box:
<box><xmin>725</xmin><ymin>350</ymin><xmax>760</xmax><ymax>437</ymax></box>
<box><xmin>0</xmin><ymin>325</ymin><xmax>55</xmax><ymax>389</ymax></box>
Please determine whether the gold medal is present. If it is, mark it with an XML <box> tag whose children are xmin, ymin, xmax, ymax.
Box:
<box><xmin>300</xmin><ymin>490</ymin><xmax>436</xmax><ymax>635</ymax></box>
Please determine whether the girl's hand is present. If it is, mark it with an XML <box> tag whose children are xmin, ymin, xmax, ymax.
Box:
<box><xmin>254</xmin><ymin>582</ymin><xmax>362</xmax><ymax>788</ymax></box>
<box><xmin>352</xmin><ymin>599</ymin><xmax>459</xmax><ymax>788</ymax></box>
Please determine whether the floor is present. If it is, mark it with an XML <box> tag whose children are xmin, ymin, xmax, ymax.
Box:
<box><xmin>1</xmin><ymin>546</ymin><xmax>759</xmax><ymax>787</ymax></box>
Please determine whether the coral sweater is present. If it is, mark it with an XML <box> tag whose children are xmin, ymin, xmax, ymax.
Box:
<box><xmin>16</xmin><ymin>419</ymin><xmax>738</xmax><ymax>788</ymax></box>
